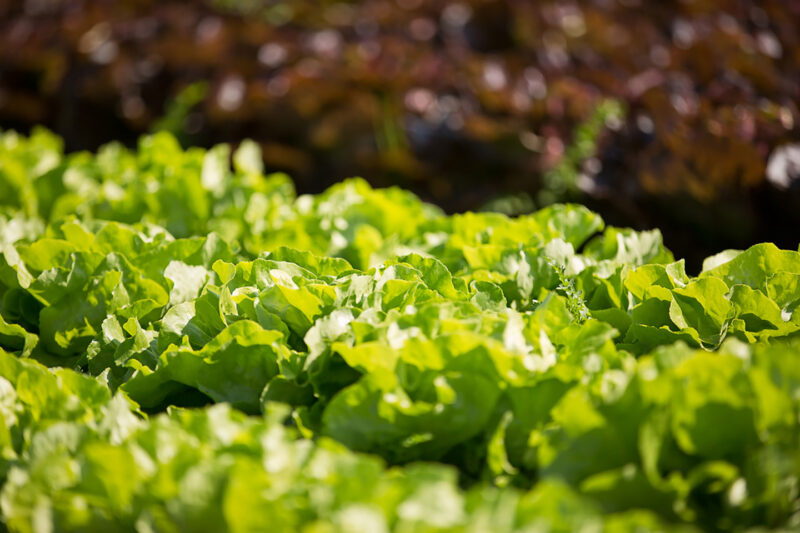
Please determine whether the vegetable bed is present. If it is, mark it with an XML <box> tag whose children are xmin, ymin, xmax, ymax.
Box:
<box><xmin>1</xmin><ymin>129</ymin><xmax>799</xmax><ymax>532</ymax></box>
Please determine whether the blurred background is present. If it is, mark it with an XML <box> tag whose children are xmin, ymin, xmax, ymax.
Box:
<box><xmin>1</xmin><ymin>0</ymin><xmax>799</xmax><ymax>271</ymax></box>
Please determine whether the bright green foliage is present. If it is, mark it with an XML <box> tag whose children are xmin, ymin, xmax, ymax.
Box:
<box><xmin>1</xmin><ymin>351</ymin><xmax>698</xmax><ymax>533</ymax></box>
<box><xmin>1</xmin><ymin>130</ymin><xmax>800</xmax><ymax>532</ymax></box>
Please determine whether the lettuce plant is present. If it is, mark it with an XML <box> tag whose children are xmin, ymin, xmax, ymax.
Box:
<box><xmin>1</xmin><ymin>130</ymin><xmax>799</xmax><ymax>532</ymax></box>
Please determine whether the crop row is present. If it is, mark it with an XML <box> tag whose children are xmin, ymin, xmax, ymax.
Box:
<box><xmin>1</xmin><ymin>130</ymin><xmax>800</xmax><ymax>531</ymax></box>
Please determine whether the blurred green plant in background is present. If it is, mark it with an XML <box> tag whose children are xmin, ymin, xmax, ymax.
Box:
<box><xmin>480</xmin><ymin>99</ymin><xmax>625</xmax><ymax>215</ymax></box>
<box><xmin>151</xmin><ymin>82</ymin><xmax>209</xmax><ymax>145</ymax></box>
<box><xmin>538</xmin><ymin>99</ymin><xmax>625</xmax><ymax>206</ymax></box>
